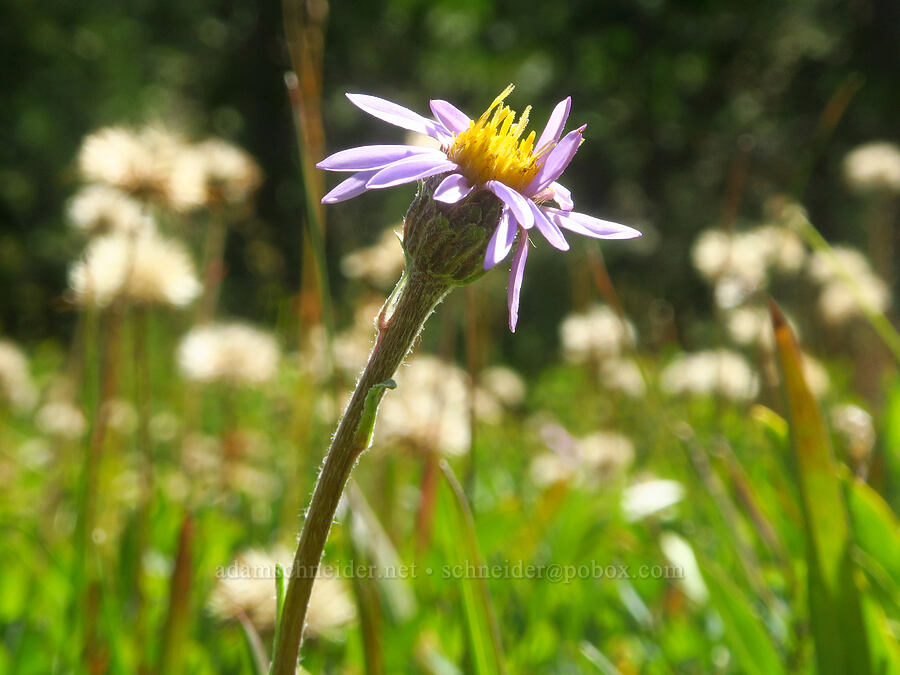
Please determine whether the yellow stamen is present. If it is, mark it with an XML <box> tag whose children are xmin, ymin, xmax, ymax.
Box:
<box><xmin>448</xmin><ymin>84</ymin><xmax>550</xmax><ymax>194</ymax></box>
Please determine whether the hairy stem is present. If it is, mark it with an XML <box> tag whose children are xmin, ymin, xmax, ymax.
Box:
<box><xmin>271</xmin><ymin>266</ymin><xmax>451</xmax><ymax>674</ymax></box>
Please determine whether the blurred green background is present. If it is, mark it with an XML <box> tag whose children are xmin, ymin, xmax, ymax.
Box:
<box><xmin>4</xmin><ymin>1</ymin><xmax>900</xmax><ymax>673</ymax></box>
<box><xmin>4</xmin><ymin>0</ymin><xmax>898</xmax><ymax>350</ymax></box>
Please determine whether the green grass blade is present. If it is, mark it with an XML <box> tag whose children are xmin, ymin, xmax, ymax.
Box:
<box><xmin>846</xmin><ymin>476</ymin><xmax>900</xmax><ymax>587</ymax></box>
<box><xmin>438</xmin><ymin>460</ymin><xmax>506</xmax><ymax>675</ymax></box>
<box><xmin>770</xmin><ymin>301</ymin><xmax>872</xmax><ymax>675</ymax></box>
<box><xmin>699</xmin><ymin>560</ymin><xmax>784</xmax><ymax>675</ymax></box>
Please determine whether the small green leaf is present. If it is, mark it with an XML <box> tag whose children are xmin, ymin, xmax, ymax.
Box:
<box><xmin>353</xmin><ymin>379</ymin><xmax>396</xmax><ymax>452</ymax></box>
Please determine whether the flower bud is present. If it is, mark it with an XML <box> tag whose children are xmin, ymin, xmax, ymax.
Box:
<box><xmin>401</xmin><ymin>175</ymin><xmax>503</xmax><ymax>286</ymax></box>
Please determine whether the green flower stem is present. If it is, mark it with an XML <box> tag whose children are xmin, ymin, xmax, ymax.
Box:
<box><xmin>271</xmin><ymin>265</ymin><xmax>452</xmax><ymax>675</ymax></box>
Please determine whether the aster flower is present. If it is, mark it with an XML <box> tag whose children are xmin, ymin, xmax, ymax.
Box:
<box><xmin>316</xmin><ymin>85</ymin><xmax>641</xmax><ymax>330</ymax></box>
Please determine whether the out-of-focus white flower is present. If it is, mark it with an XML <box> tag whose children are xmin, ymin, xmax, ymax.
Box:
<box><xmin>35</xmin><ymin>401</ymin><xmax>87</xmax><ymax>440</ymax></box>
<box><xmin>479</xmin><ymin>366</ymin><xmax>526</xmax><ymax>407</ymax></box>
<box><xmin>818</xmin><ymin>278</ymin><xmax>890</xmax><ymax>325</ymax></box>
<box><xmin>104</xmin><ymin>399</ymin><xmax>138</xmax><ymax>435</ymax></box>
<box><xmin>727</xmin><ymin>306</ymin><xmax>771</xmax><ymax>347</ymax></box>
<box><xmin>341</xmin><ymin>228</ymin><xmax>406</xmax><ymax>289</ymax></box>
<box><xmin>754</xmin><ymin>224</ymin><xmax>807</xmax><ymax>274</ymax></box>
<box><xmin>843</xmin><ymin>141</ymin><xmax>900</xmax><ymax>194</ymax></box>
<box><xmin>693</xmin><ymin>226</ymin><xmax>807</xmax><ymax>309</ymax></box>
<box><xmin>692</xmin><ymin>230</ymin><xmax>768</xmax><ymax>287</ymax></box>
<box><xmin>807</xmin><ymin>247</ymin><xmax>890</xmax><ymax>324</ymax></box>
<box><xmin>18</xmin><ymin>438</ymin><xmax>53</xmax><ymax>470</ymax></box>
<box><xmin>69</xmin><ymin>230</ymin><xmax>200</xmax><ymax>308</ymax></box>
<box><xmin>0</xmin><ymin>340</ymin><xmax>37</xmax><ymax>413</ymax></box>
<box><xmin>659</xmin><ymin>533</ymin><xmax>708</xmax><ymax>604</ymax></box>
<box><xmin>178</xmin><ymin>323</ymin><xmax>280</xmax><ymax>386</ymax></box>
<box><xmin>209</xmin><ymin>548</ymin><xmax>355</xmax><ymax>638</ymax></box>
<box><xmin>530</xmin><ymin>424</ymin><xmax>634</xmax><ymax>487</ymax></box>
<box><xmin>78</xmin><ymin>126</ymin><xmax>188</xmax><ymax>206</ymax></box>
<box><xmin>67</xmin><ymin>185</ymin><xmax>155</xmax><ymax>236</ymax></box>
<box><xmin>692</xmin><ymin>230</ymin><xmax>732</xmax><ymax>280</ymax></box>
<box><xmin>800</xmin><ymin>353</ymin><xmax>830</xmax><ymax>399</ymax></box>
<box><xmin>377</xmin><ymin>355</ymin><xmax>471</xmax><ymax>456</ymax></box>
<box><xmin>660</xmin><ymin>349</ymin><xmax>759</xmax><ymax>402</ymax></box>
<box><xmin>170</xmin><ymin>138</ymin><xmax>263</xmax><ymax>210</ymax></box>
<box><xmin>808</xmin><ymin>246</ymin><xmax>873</xmax><ymax>283</ymax></box>
<box><xmin>599</xmin><ymin>358</ymin><xmax>646</xmax><ymax>397</ymax></box>
<box><xmin>560</xmin><ymin>304</ymin><xmax>636</xmax><ymax>363</ymax></box>
<box><xmin>622</xmin><ymin>479</ymin><xmax>684</xmax><ymax>521</ymax></box>
<box><xmin>302</xmin><ymin>300</ymin><xmax>380</xmax><ymax>382</ymax></box>
<box><xmin>726</xmin><ymin>305</ymin><xmax>802</xmax><ymax>352</ymax></box>
<box><xmin>830</xmin><ymin>403</ymin><xmax>875</xmax><ymax>462</ymax></box>
<box><xmin>150</xmin><ymin>411</ymin><xmax>179</xmax><ymax>442</ymax></box>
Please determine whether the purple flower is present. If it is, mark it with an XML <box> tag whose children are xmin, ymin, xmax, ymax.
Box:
<box><xmin>317</xmin><ymin>85</ymin><xmax>641</xmax><ymax>331</ymax></box>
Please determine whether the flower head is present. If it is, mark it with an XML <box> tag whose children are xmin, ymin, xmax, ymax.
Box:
<box><xmin>169</xmin><ymin>139</ymin><xmax>263</xmax><ymax>210</ymax></box>
<box><xmin>67</xmin><ymin>185</ymin><xmax>155</xmax><ymax>236</ymax></box>
<box><xmin>317</xmin><ymin>86</ymin><xmax>641</xmax><ymax>330</ymax></box>
<box><xmin>0</xmin><ymin>340</ymin><xmax>37</xmax><ymax>413</ymax></box>
<box><xmin>69</xmin><ymin>230</ymin><xmax>200</xmax><ymax>308</ymax></box>
<box><xmin>209</xmin><ymin>548</ymin><xmax>355</xmax><ymax>638</ymax></box>
<box><xmin>177</xmin><ymin>323</ymin><xmax>280</xmax><ymax>386</ymax></box>
<box><xmin>78</xmin><ymin>126</ymin><xmax>187</xmax><ymax>206</ymax></box>
<box><xmin>660</xmin><ymin>349</ymin><xmax>759</xmax><ymax>402</ymax></box>
<box><xmin>843</xmin><ymin>141</ymin><xmax>900</xmax><ymax>194</ymax></box>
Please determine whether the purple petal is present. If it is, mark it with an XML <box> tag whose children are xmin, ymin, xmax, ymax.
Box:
<box><xmin>433</xmin><ymin>173</ymin><xmax>475</xmax><ymax>204</ymax></box>
<box><xmin>549</xmin><ymin>182</ymin><xmax>573</xmax><ymax>210</ymax></box>
<box><xmin>544</xmin><ymin>207</ymin><xmax>642</xmax><ymax>239</ymax></box>
<box><xmin>321</xmin><ymin>170</ymin><xmax>378</xmax><ymax>204</ymax></box>
<box><xmin>317</xmin><ymin>145</ymin><xmax>446</xmax><ymax>172</ymax></box>
<box><xmin>346</xmin><ymin>93</ymin><xmax>449</xmax><ymax>140</ymax></box>
<box><xmin>507</xmin><ymin>233</ymin><xmax>530</xmax><ymax>333</ymax></box>
<box><xmin>485</xmin><ymin>180</ymin><xmax>534</xmax><ymax>229</ymax></box>
<box><xmin>429</xmin><ymin>100</ymin><xmax>471</xmax><ymax>134</ymax></box>
<box><xmin>366</xmin><ymin>156</ymin><xmax>458</xmax><ymax>189</ymax></box>
<box><xmin>484</xmin><ymin>207</ymin><xmax>517</xmax><ymax>269</ymax></box>
<box><xmin>535</xmin><ymin>96</ymin><xmax>572</xmax><ymax>153</ymax></box>
<box><xmin>530</xmin><ymin>201</ymin><xmax>569</xmax><ymax>251</ymax></box>
<box><xmin>526</xmin><ymin>125</ymin><xmax>586</xmax><ymax>195</ymax></box>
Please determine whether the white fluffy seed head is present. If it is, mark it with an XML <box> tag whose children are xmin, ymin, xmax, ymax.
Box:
<box><xmin>69</xmin><ymin>230</ymin><xmax>200</xmax><ymax>308</ymax></box>
<box><xmin>830</xmin><ymin>403</ymin><xmax>875</xmax><ymax>461</ymax></box>
<box><xmin>559</xmin><ymin>305</ymin><xmax>636</xmax><ymax>363</ymax></box>
<box><xmin>530</xmin><ymin>425</ymin><xmax>634</xmax><ymax>488</ymax></box>
<box><xmin>169</xmin><ymin>139</ymin><xmax>263</xmax><ymax>210</ymax></box>
<box><xmin>178</xmin><ymin>323</ymin><xmax>280</xmax><ymax>385</ymax></box>
<box><xmin>599</xmin><ymin>358</ymin><xmax>646</xmax><ymax>397</ymax></box>
<box><xmin>479</xmin><ymin>366</ymin><xmax>527</xmax><ymax>407</ymax></box>
<box><xmin>843</xmin><ymin>141</ymin><xmax>900</xmax><ymax>194</ymax></box>
<box><xmin>376</xmin><ymin>355</ymin><xmax>471</xmax><ymax>456</ymax></box>
<box><xmin>807</xmin><ymin>247</ymin><xmax>891</xmax><ymax>324</ymax></box>
<box><xmin>78</xmin><ymin>126</ymin><xmax>189</xmax><ymax>206</ymax></box>
<box><xmin>0</xmin><ymin>340</ymin><xmax>37</xmax><ymax>412</ymax></box>
<box><xmin>208</xmin><ymin>548</ymin><xmax>355</xmax><ymax>637</ymax></box>
<box><xmin>693</xmin><ymin>226</ymin><xmax>807</xmax><ymax>309</ymax></box>
<box><xmin>340</xmin><ymin>227</ymin><xmax>406</xmax><ymax>289</ymax></box>
<box><xmin>35</xmin><ymin>401</ymin><xmax>87</xmax><ymax>440</ymax></box>
<box><xmin>660</xmin><ymin>349</ymin><xmax>759</xmax><ymax>402</ymax></box>
<box><xmin>67</xmin><ymin>185</ymin><xmax>155</xmax><ymax>236</ymax></box>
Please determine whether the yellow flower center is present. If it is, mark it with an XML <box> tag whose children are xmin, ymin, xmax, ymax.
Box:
<box><xmin>447</xmin><ymin>84</ymin><xmax>547</xmax><ymax>194</ymax></box>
